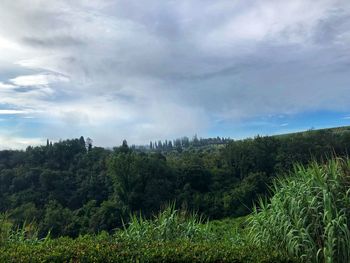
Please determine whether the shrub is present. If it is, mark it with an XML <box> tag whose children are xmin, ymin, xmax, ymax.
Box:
<box><xmin>0</xmin><ymin>200</ymin><xmax>293</xmax><ymax>262</ymax></box>
<box><xmin>249</xmin><ymin>158</ymin><xmax>350</xmax><ymax>263</ymax></box>
<box><xmin>115</xmin><ymin>204</ymin><xmax>211</xmax><ymax>243</ymax></box>
<box><xmin>0</xmin><ymin>235</ymin><xmax>292</xmax><ymax>263</ymax></box>
<box><xmin>0</xmin><ymin>213</ymin><xmax>41</xmax><ymax>245</ymax></box>
<box><xmin>0</xmin><ymin>213</ymin><xmax>12</xmax><ymax>245</ymax></box>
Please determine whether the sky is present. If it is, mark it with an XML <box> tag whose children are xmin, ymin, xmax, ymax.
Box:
<box><xmin>0</xmin><ymin>0</ymin><xmax>350</xmax><ymax>149</ymax></box>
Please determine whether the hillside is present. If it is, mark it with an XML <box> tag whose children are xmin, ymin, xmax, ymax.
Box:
<box><xmin>1</xmin><ymin>126</ymin><xmax>350</xmax><ymax>238</ymax></box>
<box><xmin>141</xmin><ymin>125</ymin><xmax>350</xmax><ymax>154</ymax></box>
<box><xmin>1</xmin><ymin>159</ymin><xmax>350</xmax><ymax>262</ymax></box>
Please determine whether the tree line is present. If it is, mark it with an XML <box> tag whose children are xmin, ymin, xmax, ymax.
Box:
<box><xmin>148</xmin><ymin>135</ymin><xmax>231</xmax><ymax>151</ymax></box>
<box><xmin>1</xmin><ymin>127</ymin><xmax>350</xmax><ymax>237</ymax></box>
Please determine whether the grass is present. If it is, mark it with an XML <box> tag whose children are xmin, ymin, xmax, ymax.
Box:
<box><xmin>0</xmin><ymin>213</ymin><xmax>44</xmax><ymax>245</ymax></box>
<box><xmin>249</xmin><ymin>158</ymin><xmax>350</xmax><ymax>263</ymax></box>
<box><xmin>116</xmin><ymin>203</ymin><xmax>211</xmax><ymax>243</ymax></box>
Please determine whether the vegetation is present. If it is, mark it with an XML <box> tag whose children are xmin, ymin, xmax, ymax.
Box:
<box><xmin>249</xmin><ymin>158</ymin><xmax>350</xmax><ymax>263</ymax></box>
<box><xmin>1</xmin><ymin>126</ymin><xmax>350</xmax><ymax>261</ymax></box>
<box><xmin>1</xmin><ymin>126</ymin><xmax>350</xmax><ymax>237</ymax></box>
<box><xmin>117</xmin><ymin>204</ymin><xmax>211</xmax><ymax>243</ymax></box>
<box><xmin>0</xmin><ymin>207</ymin><xmax>291</xmax><ymax>263</ymax></box>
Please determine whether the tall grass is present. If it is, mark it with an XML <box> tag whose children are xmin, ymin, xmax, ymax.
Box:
<box><xmin>249</xmin><ymin>158</ymin><xmax>350</xmax><ymax>263</ymax></box>
<box><xmin>0</xmin><ymin>213</ymin><xmax>12</xmax><ymax>245</ymax></box>
<box><xmin>116</xmin><ymin>203</ymin><xmax>212</xmax><ymax>243</ymax></box>
<box><xmin>0</xmin><ymin>213</ymin><xmax>45</xmax><ymax>245</ymax></box>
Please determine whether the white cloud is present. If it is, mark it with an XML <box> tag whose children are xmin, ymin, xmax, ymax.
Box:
<box><xmin>0</xmin><ymin>134</ymin><xmax>44</xmax><ymax>150</ymax></box>
<box><xmin>0</xmin><ymin>82</ymin><xmax>17</xmax><ymax>89</ymax></box>
<box><xmin>206</xmin><ymin>1</ymin><xmax>332</xmax><ymax>46</ymax></box>
<box><xmin>9</xmin><ymin>73</ymin><xmax>69</xmax><ymax>86</ymax></box>
<box><xmin>0</xmin><ymin>35</ymin><xmax>22</xmax><ymax>51</ymax></box>
<box><xmin>0</xmin><ymin>109</ymin><xmax>29</xmax><ymax>115</ymax></box>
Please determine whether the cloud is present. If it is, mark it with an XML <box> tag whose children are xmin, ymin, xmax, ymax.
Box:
<box><xmin>0</xmin><ymin>82</ymin><xmax>17</xmax><ymax>89</ymax></box>
<box><xmin>0</xmin><ymin>0</ymin><xmax>349</xmax><ymax>148</ymax></box>
<box><xmin>22</xmin><ymin>35</ymin><xmax>84</xmax><ymax>49</ymax></box>
<box><xmin>9</xmin><ymin>73</ymin><xmax>69</xmax><ymax>86</ymax></box>
<box><xmin>0</xmin><ymin>134</ymin><xmax>44</xmax><ymax>150</ymax></box>
<box><xmin>0</xmin><ymin>109</ymin><xmax>29</xmax><ymax>115</ymax></box>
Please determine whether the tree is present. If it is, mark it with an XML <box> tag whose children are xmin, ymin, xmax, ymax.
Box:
<box><xmin>120</xmin><ymin>140</ymin><xmax>129</xmax><ymax>154</ymax></box>
<box><xmin>40</xmin><ymin>200</ymin><xmax>74</xmax><ymax>237</ymax></box>
<box><xmin>193</xmin><ymin>134</ymin><xmax>199</xmax><ymax>147</ymax></box>
<box><xmin>108</xmin><ymin>151</ymin><xmax>137</xmax><ymax>212</ymax></box>
<box><xmin>86</xmin><ymin>138</ymin><xmax>93</xmax><ymax>151</ymax></box>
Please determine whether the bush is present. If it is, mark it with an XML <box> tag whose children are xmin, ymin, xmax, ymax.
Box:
<box><xmin>249</xmin><ymin>158</ymin><xmax>350</xmax><ymax>263</ymax></box>
<box><xmin>0</xmin><ymin>205</ymin><xmax>292</xmax><ymax>262</ymax></box>
<box><xmin>0</xmin><ymin>213</ymin><xmax>12</xmax><ymax>245</ymax></box>
<box><xmin>0</xmin><ymin>213</ymin><xmax>41</xmax><ymax>245</ymax></box>
<box><xmin>0</xmin><ymin>235</ymin><xmax>291</xmax><ymax>263</ymax></box>
<box><xmin>115</xmin><ymin>204</ymin><xmax>211</xmax><ymax>243</ymax></box>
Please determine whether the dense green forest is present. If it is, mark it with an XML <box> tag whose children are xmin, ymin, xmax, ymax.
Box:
<box><xmin>2</xmin><ymin>158</ymin><xmax>350</xmax><ymax>262</ymax></box>
<box><xmin>1</xmin><ymin>126</ymin><xmax>350</xmax><ymax>239</ymax></box>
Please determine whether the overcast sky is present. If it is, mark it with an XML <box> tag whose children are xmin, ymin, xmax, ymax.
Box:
<box><xmin>0</xmin><ymin>0</ymin><xmax>350</xmax><ymax>149</ymax></box>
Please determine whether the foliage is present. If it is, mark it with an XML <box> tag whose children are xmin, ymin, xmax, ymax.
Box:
<box><xmin>0</xmin><ymin>127</ymin><xmax>350</xmax><ymax>237</ymax></box>
<box><xmin>0</xmin><ymin>213</ymin><xmax>43</xmax><ymax>245</ymax></box>
<box><xmin>0</xmin><ymin>208</ymin><xmax>292</xmax><ymax>263</ymax></box>
<box><xmin>249</xmin><ymin>159</ymin><xmax>350</xmax><ymax>263</ymax></box>
<box><xmin>208</xmin><ymin>216</ymin><xmax>250</xmax><ymax>245</ymax></box>
<box><xmin>116</xmin><ymin>204</ymin><xmax>211</xmax><ymax>243</ymax></box>
<box><xmin>0</xmin><ymin>213</ymin><xmax>12</xmax><ymax>245</ymax></box>
<box><xmin>0</xmin><ymin>237</ymin><xmax>292</xmax><ymax>263</ymax></box>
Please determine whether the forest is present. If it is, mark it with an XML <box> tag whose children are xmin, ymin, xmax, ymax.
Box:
<box><xmin>1</xmin><ymin>126</ymin><xmax>350</xmax><ymax>262</ymax></box>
